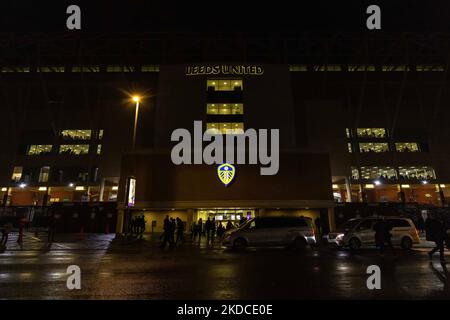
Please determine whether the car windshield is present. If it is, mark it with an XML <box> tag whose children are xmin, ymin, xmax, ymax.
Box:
<box><xmin>338</xmin><ymin>219</ymin><xmax>361</xmax><ymax>232</ymax></box>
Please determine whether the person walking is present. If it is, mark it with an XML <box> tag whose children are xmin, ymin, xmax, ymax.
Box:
<box><xmin>1</xmin><ymin>222</ymin><xmax>12</xmax><ymax>247</ymax></box>
<box><xmin>315</xmin><ymin>217</ymin><xmax>322</xmax><ymax>236</ymax></box>
<box><xmin>161</xmin><ymin>215</ymin><xmax>171</xmax><ymax>249</ymax></box>
<box><xmin>191</xmin><ymin>222</ymin><xmax>197</xmax><ymax>241</ymax></box>
<box><xmin>169</xmin><ymin>218</ymin><xmax>176</xmax><ymax>247</ymax></box>
<box><xmin>217</xmin><ymin>223</ymin><xmax>225</xmax><ymax>240</ymax></box>
<box><xmin>226</xmin><ymin>220</ymin><xmax>233</xmax><ymax>231</ymax></box>
<box><xmin>205</xmin><ymin>217</ymin><xmax>212</xmax><ymax>243</ymax></box>
<box><xmin>426</xmin><ymin>214</ymin><xmax>447</xmax><ymax>262</ymax></box>
<box><xmin>417</xmin><ymin>215</ymin><xmax>425</xmax><ymax>234</ymax></box>
<box><xmin>210</xmin><ymin>218</ymin><xmax>216</xmax><ymax>244</ymax></box>
<box><xmin>373</xmin><ymin>219</ymin><xmax>395</xmax><ymax>255</ymax></box>
<box><xmin>176</xmin><ymin>217</ymin><xmax>184</xmax><ymax>244</ymax></box>
<box><xmin>197</xmin><ymin>218</ymin><xmax>203</xmax><ymax>244</ymax></box>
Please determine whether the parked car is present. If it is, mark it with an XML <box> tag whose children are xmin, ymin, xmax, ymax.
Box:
<box><xmin>327</xmin><ymin>216</ymin><xmax>420</xmax><ymax>250</ymax></box>
<box><xmin>222</xmin><ymin>216</ymin><xmax>316</xmax><ymax>250</ymax></box>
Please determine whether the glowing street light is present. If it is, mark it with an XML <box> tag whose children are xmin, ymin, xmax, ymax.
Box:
<box><xmin>131</xmin><ymin>95</ymin><xmax>141</xmax><ymax>150</ymax></box>
<box><xmin>374</xmin><ymin>180</ymin><xmax>381</xmax><ymax>186</ymax></box>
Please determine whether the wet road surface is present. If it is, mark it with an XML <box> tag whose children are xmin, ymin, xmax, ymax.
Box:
<box><xmin>0</xmin><ymin>233</ymin><xmax>449</xmax><ymax>299</ymax></box>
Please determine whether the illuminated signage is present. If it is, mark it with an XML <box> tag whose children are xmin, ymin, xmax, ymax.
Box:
<box><xmin>217</xmin><ymin>163</ymin><xmax>236</xmax><ymax>187</ymax></box>
<box><xmin>126</xmin><ymin>177</ymin><xmax>136</xmax><ymax>207</ymax></box>
<box><xmin>186</xmin><ymin>65</ymin><xmax>264</xmax><ymax>76</ymax></box>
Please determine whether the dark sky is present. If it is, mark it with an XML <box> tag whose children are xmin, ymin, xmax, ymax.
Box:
<box><xmin>0</xmin><ymin>0</ymin><xmax>449</xmax><ymax>33</ymax></box>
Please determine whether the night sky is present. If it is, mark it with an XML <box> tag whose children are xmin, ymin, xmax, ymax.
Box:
<box><xmin>0</xmin><ymin>0</ymin><xmax>449</xmax><ymax>33</ymax></box>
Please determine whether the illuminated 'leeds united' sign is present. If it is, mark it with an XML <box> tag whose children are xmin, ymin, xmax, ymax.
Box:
<box><xmin>186</xmin><ymin>65</ymin><xmax>264</xmax><ymax>76</ymax></box>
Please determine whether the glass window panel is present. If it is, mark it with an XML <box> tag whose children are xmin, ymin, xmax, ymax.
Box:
<box><xmin>27</xmin><ymin>145</ymin><xmax>53</xmax><ymax>156</ymax></box>
<box><xmin>206</xmin><ymin>123</ymin><xmax>244</xmax><ymax>134</ymax></box>
<box><xmin>359</xmin><ymin>143</ymin><xmax>389</xmax><ymax>153</ymax></box>
<box><xmin>398</xmin><ymin>166</ymin><xmax>436</xmax><ymax>180</ymax></box>
<box><xmin>207</xmin><ymin>104</ymin><xmax>243</xmax><ymax>115</ymax></box>
<box><xmin>348</xmin><ymin>143</ymin><xmax>352</xmax><ymax>153</ymax></box>
<box><xmin>351</xmin><ymin>167</ymin><xmax>359</xmax><ymax>180</ymax></box>
<box><xmin>346</xmin><ymin>128</ymin><xmax>351</xmax><ymax>138</ymax></box>
<box><xmin>98</xmin><ymin>130</ymin><xmax>104</xmax><ymax>139</ymax></box>
<box><xmin>395</xmin><ymin>143</ymin><xmax>419</xmax><ymax>152</ymax></box>
<box><xmin>60</xmin><ymin>130</ymin><xmax>92</xmax><ymax>140</ymax></box>
<box><xmin>11</xmin><ymin>166</ymin><xmax>23</xmax><ymax>182</ymax></box>
<box><xmin>206</xmin><ymin>79</ymin><xmax>243</xmax><ymax>91</ymax></box>
<box><xmin>59</xmin><ymin>145</ymin><xmax>90</xmax><ymax>155</ymax></box>
<box><xmin>356</xmin><ymin>128</ymin><xmax>387</xmax><ymax>138</ymax></box>
<box><xmin>97</xmin><ymin>145</ymin><xmax>102</xmax><ymax>155</ymax></box>
<box><xmin>39</xmin><ymin>166</ymin><xmax>50</xmax><ymax>183</ymax></box>
<box><xmin>360</xmin><ymin>166</ymin><xmax>398</xmax><ymax>180</ymax></box>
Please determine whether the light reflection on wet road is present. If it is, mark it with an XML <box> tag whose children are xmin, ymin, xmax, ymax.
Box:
<box><xmin>0</xmin><ymin>234</ymin><xmax>449</xmax><ymax>300</ymax></box>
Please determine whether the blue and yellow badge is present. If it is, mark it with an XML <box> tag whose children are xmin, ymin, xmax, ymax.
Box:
<box><xmin>217</xmin><ymin>163</ymin><xmax>236</xmax><ymax>186</ymax></box>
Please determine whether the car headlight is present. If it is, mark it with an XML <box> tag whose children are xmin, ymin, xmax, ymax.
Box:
<box><xmin>335</xmin><ymin>233</ymin><xmax>345</xmax><ymax>241</ymax></box>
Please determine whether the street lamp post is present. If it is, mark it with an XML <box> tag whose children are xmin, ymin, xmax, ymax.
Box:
<box><xmin>132</xmin><ymin>96</ymin><xmax>140</xmax><ymax>151</ymax></box>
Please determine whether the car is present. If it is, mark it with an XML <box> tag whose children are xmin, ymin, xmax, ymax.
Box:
<box><xmin>328</xmin><ymin>216</ymin><xmax>420</xmax><ymax>250</ymax></box>
<box><xmin>222</xmin><ymin>216</ymin><xmax>316</xmax><ymax>250</ymax></box>
<box><xmin>327</xmin><ymin>218</ymin><xmax>362</xmax><ymax>248</ymax></box>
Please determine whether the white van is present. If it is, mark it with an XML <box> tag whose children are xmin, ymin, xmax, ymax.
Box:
<box><xmin>328</xmin><ymin>216</ymin><xmax>420</xmax><ymax>250</ymax></box>
<box><xmin>222</xmin><ymin>216</ymin><xmax>317</xmax><ymax>249</ymax></box>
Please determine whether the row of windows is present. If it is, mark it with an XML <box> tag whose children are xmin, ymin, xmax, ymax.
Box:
<box><xmin>206</xmin><ymin>123</ymin><xmax>244</xmax><ymax>134</ymax></box>
<box><xmin>351</xmin><ymin>166</ymin><xmax>436</xmax><ymax>181</ymax></box>
<box><xmin>27</xmin><ymin>144</ymin><xmax>102</xmax><ymax>156</ymax></box>
<box><xmin>348</xmin><ymin>142</ymin><xmax>421</xmax><ymax>153</ymax></box>
<box><xmin>11</xmin><ymin>166</ymin><xmax>95</xmax><ymax>183</ymax></box>
<box><xmin>207</xmin><ymin>79</ymin><xmax>243</xmax><ymax>91</ymax></box>
<box><xmin>206</xmin><ymin>103</ymin><xmax>244</xmax><ymax>115</ymax></box>
<box><xmin>60</xmin><ymin>129</ymin><xmax>104</xmax><ymax>141</ymax></box>
<box><xmin>0</xmin><ymin>65</ymin><xmax>160</xmax><ymax>73</ymax></box>
<box><xmin>346</xmin><ymin>128</ymin><xmax>387</xmax><ymax>139</ymax></box>
<box><xmin>289</xmin><ymin>65</ymin><xmax>445</xmax><ymax>72</ymax></box>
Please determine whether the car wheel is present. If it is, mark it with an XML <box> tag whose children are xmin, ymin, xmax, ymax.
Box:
<box><xmin>401</xmin><ymin>237</ymin><xmax>413</xmax><ymax>250</ymax></box>
<box><xmin>348</xmin><ymin>237</ymin><xmax>361</xmax><ymax>250</ymax></box>
<box><xmin>233</xmin><ymin>238</ymin><xmax>247</xmax><ymax>250</ymax></box>
<box><xmin>293</xmin><ymin>237</ymin><xmax>307</xmax><ymax>250</ymax></box>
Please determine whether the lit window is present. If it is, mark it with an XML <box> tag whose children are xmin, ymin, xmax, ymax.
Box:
<box><xmin>313</xmin><ymin>65</ymin><xmax>342</xmax><ymax>72</ymax></box>
<box><xmin>141</xmin><ymin>65</ymin><xmax>160</xmax><ymax>72</ymax></box>
<box><xmin>382</xmin><ymin>65</ymin><xmax>410</xmax><ymax>72</ymax></box>
<box><xmin>27</xmin><ymin>145</ymin><xmax>52</xmax><ymax>156</ymax></box>
<box><xmin>356</xmin><ymin>128</ymin><xmax>387</xmax><ymax>139</ymax></box>
<box><xmin>11</xmin><ymin>166</ymin><xmax>23</xmax><ymax>182</ymax></box>
<box><xmin>346</xmin><ymin>128</ymin><xmax>351</xmax><ymax>138</ymax></box>
<box><xmin>289</xmin><ymin>65</ymin><xmax>308</xmax><ymax>72</ymax></box>
<box><xmin>59</xmin><ymin>145</ymin><xmax>90</xmax><ymax>155</ymax></box>
<box><xmin>97</xmin><ymin>145</ymin><xmax>102</xmax><ymax>155</ymax></box>
<box><xmin>206</xmin><ymin>103</ymin><xmax>243</xmax><ymax>115</ymax></box>
<box><xmin>360</xmin><ymin>166</ymin><xmax>398</xmax><ymax>180</ymax></box>
<box><xmin>416</xmin><ymin>65</ymin><xmax>444</xmax><ymax>72</ymax></box>
<box><xmin>106</xmin><ymin>65</ymin><xmax>134</xmax><ymax>72</ymax></box>
<box><xmin>206</xmin><ymin>123</ymin><xmax>244</xmax><ymax>134</ymax></box>
<box><xmin>1</xmin><ymin>66</ymin><xmax>30</xmax><ymax>73</ymax></box>
<box><xmin>359</xmin><ymin>143</ymin><xmax>389</xmax><ymax>153</ymax></box>
<box><xmin>98</xmin><ymin>130</ymin><xmax>104</xmax><ymax>139</ymax></box>
<box><xmin>38</xmin><ymin>66</ymin><xmax>65</xmax><ymax>73</ymax></box>
<box><xmin>398</xmin><ymin>166</ymin><xmax>436</xmax><ymax>180</ymax></box>
<box><xmin>72</xmin><ymin>65</ymin><xmax>100</xmax><ymax>73</ymax></box>
<box><xmin>348</xmin><ymin>65</ymin><xmax>376</xmax><ymax>72</ymax></box>
<box><xmin>60</xmin><ymin>130</ymin><xmax>92</xmax><ymax>140</ymax></box>
<box><xmin>39</xmin><ymin>167</ymin><xmax>50</xmax><ymax>183</ymax></box>
<box><xmin>348</xmin><ymin>143</ymin><xmax>353</xmax><ymax>153</ymax></box>
<box><xmin>351</xmin><ymin>167</ymin><xmax>360</xmax><ymax>180</ymax></box>
<box><xmin>207</xmin><ymin>79</ymin><xmax>243</xmax><ymax>91</ymax></box>
<box><xmin>395</xmin><ymin>143</ymin><xmax>419</xmax><ymax>152</ymax></box>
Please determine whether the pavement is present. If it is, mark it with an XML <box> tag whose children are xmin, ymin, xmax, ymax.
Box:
<box><xmin>0</xmin><ymin>232</ymin><xmax>449</xmax><ymax>300</ymax></box>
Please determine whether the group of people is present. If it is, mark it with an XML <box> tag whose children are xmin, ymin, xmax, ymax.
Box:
<box><xmin>190</xmin><ymin>218</ymin><xmax>243</xmax><ymax>244</ymax></box>
<box><xmin>161</xmin><ymin>216</ymin><xmax>185</xmax><ymax>248</ymax></box>
<box><xmin>128</xmin><ymin>215</ymin><xmax>146</xmax><ymax>239</ymax></box>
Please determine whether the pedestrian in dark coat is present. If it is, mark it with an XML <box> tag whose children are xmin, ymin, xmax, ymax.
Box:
<box><xmin>373</xmin><ymin>219</ymin><xmax>395</xmax><ymax>255</ymax></box>
<box><xmin>426</xmin><ymin>214</ymin><xmax>447</xmax><ymax>262</ymax></box>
